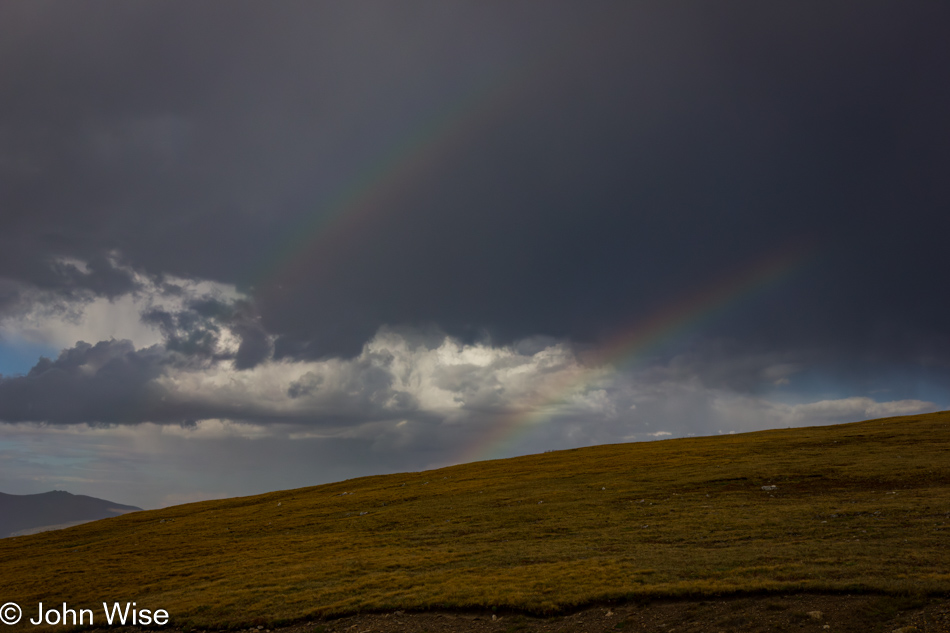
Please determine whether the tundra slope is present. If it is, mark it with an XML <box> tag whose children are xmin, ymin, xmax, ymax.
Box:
<box><xmin>1</xmin><ymin>411</ymin><xmax>948</xmax><ymax>631</ymax></box>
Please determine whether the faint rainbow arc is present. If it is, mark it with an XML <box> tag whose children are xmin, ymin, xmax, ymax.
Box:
<box><xmin>245</xmin><ymin>14</ymin><xmax>612</xmax><ymax>300</ymax></box>
<box><xmin>247</xmin><ymin>72</ymin><xmax>514</xmax><ymax>297</ymax></box>
<box><xmin>458</xmin><ymin>242</ymin><xmax>818</xmax><ymax>464</ymax></box>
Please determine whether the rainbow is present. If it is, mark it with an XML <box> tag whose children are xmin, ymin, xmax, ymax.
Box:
<box><xmin>248</xmin><ymin>71</ymin><xmax>521</xmax><ymax>298</ymax></box>
<box><xmin>233</xmin><ymin>17</ymin><xmax>818</xmax><ymax>464</ymax></box>
<box><xmin>457</xmin><ymin>241</ymin><xmax>818</xmax><ymax>464</ymax></box>
<box><xmin>246</xmin><ymin>15</ymin><xmax>611</xmax><ymax>299</ymax></box>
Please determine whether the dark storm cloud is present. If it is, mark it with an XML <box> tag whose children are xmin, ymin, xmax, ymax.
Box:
<box><xmin>0</xmin><ymin>256</ymin><xmax>138</xmax><ymax>320</ymax></box>
<box><xmin>0</xmin><ymin>335</ymin><xmax>415</xmax><ymax>426</ymax></box>
<box><xmin>232</xmin><ymin>322</ymin><xmax>273</xmax><ymax>370</ymax></box>
<box><xmin>49</xmin><ymin>255</ymin><xmax>139</xmax><ymax>298</ymax></box>
<box><xmin>1</xmin><ymin>1</ymin><xmax>948</xmax><ymax>365</ymax></box>
<box><xmin>142</xmin><ymin>296</ymin><xmax>273</xmax><ymax>368</ymax></box>
<box><xmin>0</xmin><ymin>340</ymin><xmax>167</xmax><ymax>424</ymax></box>
<box><xmin>141</xmin><ymin>307</ymin><xmax>224</xmax><ymax>360</ymax></box>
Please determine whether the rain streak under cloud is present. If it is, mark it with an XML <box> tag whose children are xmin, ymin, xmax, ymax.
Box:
<box><xmin>1</xmin><ymin>2</ymin><xmax>949</xmax><ymax>508</ymax></box>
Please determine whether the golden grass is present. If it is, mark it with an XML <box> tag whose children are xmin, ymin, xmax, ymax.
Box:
<box><xmin>2</xmin><ymin>411</ymin><xmax>949</xmax><ymax>630</ymax></box>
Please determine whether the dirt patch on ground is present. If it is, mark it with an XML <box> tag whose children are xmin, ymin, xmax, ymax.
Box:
<box><xmin>102</xmin><ymin>594</ymin><xmax>950</xmax><ymax>633</ymax></box>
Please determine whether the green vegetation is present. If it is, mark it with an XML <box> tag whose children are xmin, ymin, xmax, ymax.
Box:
<box><xmin>2</xmin><ymin>411</ymin><xmax>949</xmax><ymax>630</ymax></box>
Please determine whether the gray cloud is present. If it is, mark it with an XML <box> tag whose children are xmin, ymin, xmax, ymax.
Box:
<box><xmin>646</xmin><ymin>343</ymin><xmax>814</xmax><ymax>394</ymax></box>
<box><xmin>0</xmin><ymin>339</ymin><xmax>167</xmax><ymax>424</ymax></box>
<box><xmin>141</xmin><ymin>308</ymin><xmax>223</xmax><ymax>360</ymax></box>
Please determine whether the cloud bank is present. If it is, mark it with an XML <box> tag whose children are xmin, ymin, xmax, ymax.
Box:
<box><xmin>0</xmin><ymin>264</ymin><xmax>938</xmax><ymax>509</ymax></box>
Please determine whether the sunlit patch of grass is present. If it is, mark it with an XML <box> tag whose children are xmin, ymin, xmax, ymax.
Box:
<box><xmin>2</xmin><ymin>411</ymin><xmax>949</xmax><ymax>630</ymax></box>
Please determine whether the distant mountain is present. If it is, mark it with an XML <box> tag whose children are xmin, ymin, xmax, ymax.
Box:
<box><xmin>0</xmin><ymin>490</ymin><xmax>141</xmax><ymax>538</ymax></box>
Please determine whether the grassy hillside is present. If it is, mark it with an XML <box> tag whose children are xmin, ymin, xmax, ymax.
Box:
<box><xmin>2</xmin><ymin>411</ymin><xmax>948</xmax><ymax>630</ymax></box>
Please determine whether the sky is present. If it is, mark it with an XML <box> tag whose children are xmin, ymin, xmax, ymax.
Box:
<box><xmin>1</xmin><ymin>2</ymin><xmax>948</xmax><ymax>509</ymax></box>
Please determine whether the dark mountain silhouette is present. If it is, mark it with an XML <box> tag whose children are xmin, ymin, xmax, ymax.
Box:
<box><xmin>0</xmin><ymin>490</ymin><xmax>141</xmax><ymax>538</ymax></box>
